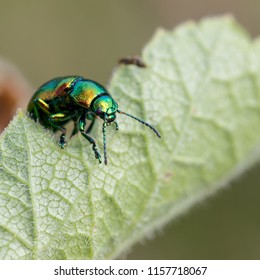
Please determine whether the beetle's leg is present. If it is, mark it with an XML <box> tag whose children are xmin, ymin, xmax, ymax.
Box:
<box><xmin>81</xmin><ymin>132</ymin><xmax>101</xmax><ymax>163</ymax></box>
<box><xmin>114</xmin><ymin>121</ymin><xmax>119</xmax><ymax>130</ymax></box>
<box><xmin>70</xmin><ymin>117</ymin><xmax>79</xmax><ymax>138</ymax></box>
<box><xmin>34</xmin><ymin>98</ymin><xmax>50</xmax><ymax>113</ymax></box>
<box><xmin>33</xmin><ymin>98</ymin><xmax>50</xmax><ymax>121</ymax></box>
<box><xmin>79</xmin><ymin>113</ymin><xmax>101</xmax><ymax>163</ymax></box>
<box><xmin>85</xmin><ymin>112</ymin><xmax>96</xmax><ymax>134</ymax></box>
<box><xmin>49</xmin><ymin>113</ymin><xmax>70</xmax><ymax>149</ymax></box>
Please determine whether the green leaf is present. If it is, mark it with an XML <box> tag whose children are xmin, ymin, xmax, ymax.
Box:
<box><xmin>1</xmin><ymin>16</ymin><xmax>260</xmax><ymax>259</ymax></box>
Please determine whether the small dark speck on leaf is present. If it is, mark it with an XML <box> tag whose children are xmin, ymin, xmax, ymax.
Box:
<box><xmin>163</xmin><ymin>171</ymin><xmax>174</xmax><ymax>182</ymax></box>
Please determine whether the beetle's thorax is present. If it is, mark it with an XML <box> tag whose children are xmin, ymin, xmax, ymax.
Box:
<box><xmin>70</xmin><ymin>79</ymin><xmax>108</xmax><ymax>109</ymax></box>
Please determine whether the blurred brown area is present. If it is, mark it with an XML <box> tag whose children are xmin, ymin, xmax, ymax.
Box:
<box><xmin>0</xmin><ymin>59</ymin><xmax>32</xmax><ymax>132</ymax></box>
<box><xmin>0</xmin><ymin>0</ymin><xmax>259</xmax><ymax>259</ymax></box>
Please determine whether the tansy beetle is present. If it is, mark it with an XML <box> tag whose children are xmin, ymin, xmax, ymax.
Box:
<box><xmin>27</xmin><ymin>76</ymin><xmax>161</xmax><ymax>164</ymax></box>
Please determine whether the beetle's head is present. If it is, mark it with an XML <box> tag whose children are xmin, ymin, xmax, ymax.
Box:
<box><xmin>92</xmin><ymin>94</ymin><xmax>161</xmax><ymax>165</ymax></box>
<box><xmin>92</xmin><ymin>95</ymin><xmax>118</xmax><ymax>123</ymax></box>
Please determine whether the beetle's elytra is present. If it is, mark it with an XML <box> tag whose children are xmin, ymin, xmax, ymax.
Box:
<box><xmin>27</xmin><ymin>76</ymin><xmax>161</xmax><ymax>164</ymax></box>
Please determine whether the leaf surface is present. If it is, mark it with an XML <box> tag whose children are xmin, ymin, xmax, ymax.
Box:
<box><xmin>1</xmin><ymin>17</ymin><xmax>260</xmax><ymax>259</ymax></box>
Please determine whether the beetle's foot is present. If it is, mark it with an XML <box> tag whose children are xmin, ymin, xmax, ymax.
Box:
<box><xmin>114</xmin><ymin>121</ymin><xmax>119</xmax><ymax>130</ymax></box>
<box><xmin>93</xmin><ymin>147</ymin><xmax>102</xmax><ymax>164</ymax></box>
<box><xmin>59</xmin><ymin>134</ymin><xmax>66</xmax><ymax>149</ymax></box>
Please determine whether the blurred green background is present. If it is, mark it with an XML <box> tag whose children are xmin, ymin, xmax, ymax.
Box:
<box><xmin>1</xmin><ymin>0</ymin><xmax>260</xmax><ymax>259</ymax></box>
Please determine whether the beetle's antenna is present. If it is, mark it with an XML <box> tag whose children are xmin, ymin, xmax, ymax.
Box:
<box><xmin>117</xmin><ymin>109</ymin><xmax>161</xmax><ymax>138</ymax></box>
<box><xmin>102</xmin><ymin>122</ymin><xmax>108</xmax><ymax>165</ymax></box>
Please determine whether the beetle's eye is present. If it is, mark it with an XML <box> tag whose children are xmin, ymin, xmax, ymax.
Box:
<box><xmin>96</xmin><ymin>107</ymin><xmax>103</xmax><ymax>116</ymax></box>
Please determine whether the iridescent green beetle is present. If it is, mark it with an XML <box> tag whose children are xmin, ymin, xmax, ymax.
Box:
<box><xmin>27</xmin><ymin>76</ymin><xmax>161</xmax><ymax>164</ymax></box>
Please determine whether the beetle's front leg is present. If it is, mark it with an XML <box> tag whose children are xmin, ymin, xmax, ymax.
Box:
<box><xmin>85</xmin><ymin>112</ymin><xmax>96</xmax><ymax>134</ymax></box>
<box><xmin>79</xmin><ymin>113</ymin><xmax>101</xmax><ymax>163</ymax></box>
<box><xmin>70</xmin><ymin>112</ymin><xmax>95</xmax><ymax>138</ymax></box>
